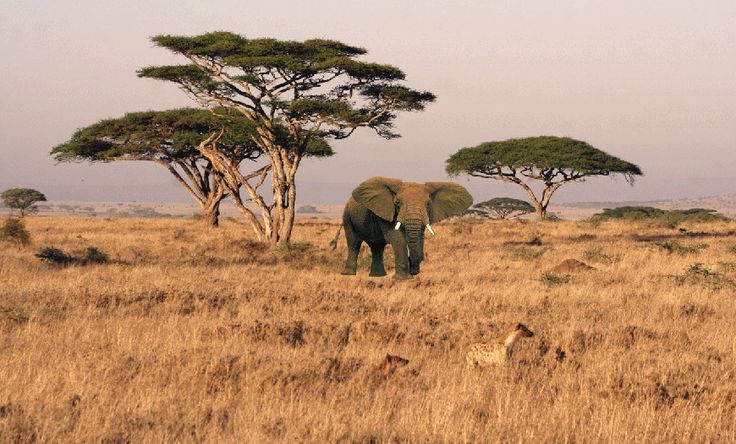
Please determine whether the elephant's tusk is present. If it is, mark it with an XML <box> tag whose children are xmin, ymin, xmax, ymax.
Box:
<box><xmin>426</xmin><ymin>224</ymin><xmax>435</xmax><ymax>235</ymax></box>
<box><xmin>395</xmin><ymin>222</ymin><xmax>401</xmax><ymax>230</ymax></box>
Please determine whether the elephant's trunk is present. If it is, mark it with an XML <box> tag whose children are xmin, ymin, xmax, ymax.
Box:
<box><xmin>403</xmin><ymin>211</ymin><xmax>425</xmax><ymax>275</ymax></box>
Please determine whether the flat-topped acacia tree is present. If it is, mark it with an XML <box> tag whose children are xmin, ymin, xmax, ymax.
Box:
<box><xmin>1</xmin><ymin>188</ymin><xmax>47</xmax><ymax>217</ymax></box>
<box><xmin>52</xmin><ymin>108</ymin><xmax>261</xmax><ymax>227</ymax></box>
<box><xmin>447</xmin><ymin>136</ymin><xmax>643</xmax><ymax>220</ymax></box>
<box><xmin>470</xmin><ymin>197</ymin><xmax>535</xmax><ymax>220</ymax></box>
<box><xmin>138</xmin><ymin>31</ymin><xmax>435</xmax><ymax>245</ymax></box>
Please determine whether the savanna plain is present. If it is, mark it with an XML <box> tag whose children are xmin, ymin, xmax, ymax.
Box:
<box><xmin>1</xmin><ymin>216</ymin><xmax>736</xmax><ymax>443</ymax></box>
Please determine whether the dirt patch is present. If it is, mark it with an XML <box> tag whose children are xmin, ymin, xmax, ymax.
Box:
<box><xmin>549</xmin><ymin>259</ymin><xmax>596</xmax><ymax>274</ymax></box>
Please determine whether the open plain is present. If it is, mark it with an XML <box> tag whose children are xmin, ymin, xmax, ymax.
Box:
<box><xmin>1</xmin><ymin>216</ymin><xmax>736</xmax><ymax>442</ymax></box>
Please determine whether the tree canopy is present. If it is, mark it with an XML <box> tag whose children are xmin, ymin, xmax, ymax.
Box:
<box><xmin>52</xmin><ymin>108</ymin><xmax>270</xmax><ymax>227</ymax></box>
<box><xmin>1</xmin><ymin>188</ymin><xmax>47</xmax><ymax>217</ymax></box>
<box><xmin>138</xmin><ymin>31</ymin><xmax>435</xmax><ymax>244</ymax></box>
<box><xmin>447</xmin><ymin>136</ymin><xmax>642</xmax><ymax>219</ymax></box>
<box><xmin>52</xmin><ymin>108</ymin><xmax>264</xmax><ymax>163</ymax></box>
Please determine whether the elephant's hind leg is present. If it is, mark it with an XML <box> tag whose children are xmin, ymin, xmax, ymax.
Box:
<box><xmin>341</xmin><ymin>222</ymin><xmax>361</xmax><ymax>275</ymax></box>
<box><xmin>368</xmin><ymin>242</ymin><xmax>387</xmax><ymax>277</ymax></box>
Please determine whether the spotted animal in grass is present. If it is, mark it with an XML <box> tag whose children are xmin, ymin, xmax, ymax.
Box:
<box><xmin>466</xmin><ymin>323</ymin><xmax>535</xmax><ymax>367</ymax></box>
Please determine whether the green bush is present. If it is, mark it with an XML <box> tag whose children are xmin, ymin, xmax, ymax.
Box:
<box><xmin>1</xmin><ymin>218</ymin><xmax>31</xmax><ymax>246</ymax></box>
<box><xmin>591</xmin><ymin>206</ymin><xmax>666</xmax><ymax>221</ymax></box>
<box><xmin>35</xmin><ymin>247</ymin><xmax>74</xmax><ymax>265</ymax></box>
<box><xmin>654</xmin><ymin>241</ymin><xmax>708</xmax><ymax>255</ymax></box>
<box><xmin>670</xmin><ymin>263</ymin><xmax>734</xmax><ymax>290</ymax></box>
<box><xmin>35</xmin><ymin>246</ymin><xmax>110</xmax><ymax>266</ymax></box>
<box><xmin>591</xmin><ymin>206</ymin><xmax>728</xmax><ymax>228</ymax></box>
<box><xmin>83</xmin><ymin>247</ymin><xmax>109</xmax><ymax>264</ymax></box>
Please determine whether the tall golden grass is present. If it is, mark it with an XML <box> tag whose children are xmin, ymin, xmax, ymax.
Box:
<box><xmin>1</xmin><ymin>216</ymin><xmax>735</xmax><ymax>442</ymax></box>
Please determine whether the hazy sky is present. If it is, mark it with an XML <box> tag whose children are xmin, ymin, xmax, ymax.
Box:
<box><xmin>1</xmin><ymin>0</ymin><xmax>734</xmax><ymax>204</ymax></box>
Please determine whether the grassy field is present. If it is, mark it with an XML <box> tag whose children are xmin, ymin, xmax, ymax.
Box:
<box><xmin>1</xmin><ymin>216</ymin><xmax>736</xmax><ymax>442</ymax></box>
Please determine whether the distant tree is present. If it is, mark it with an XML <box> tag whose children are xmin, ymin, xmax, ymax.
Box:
<box><xmin>1</xmin><ymin>188</ymin><xmax>47</xmax><ymax>217</ymax></box>
<box><xmin>447</xmin><ymin>136</ymin><xmax>643</xmax><ymax>220</ymax></box>
<box><xmin>469</xmin><ymin>197</ymin><xmax>535</xmax><ymax>219</ymax></box>
<box><xmin>52</xmin><ymin>108</ymin><xmax>261</xmax><ymax>228</ymax></box>
<box><xmin>138</xmin><ymin>31</ymin><xmax>435</xmax><ymax>245</ymax></box>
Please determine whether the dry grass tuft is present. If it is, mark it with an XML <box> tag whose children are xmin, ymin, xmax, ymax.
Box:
<box><xmin>1</xmin><ymin>216</ymin><xmax>735</xmax><ymax>442</ymax></box>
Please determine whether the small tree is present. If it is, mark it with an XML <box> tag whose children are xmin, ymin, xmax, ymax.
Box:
<box><xmin>52</xmin><ymin>108</ymin><xmax>260</xmax><ymax>227</ymax></box>
<box><xmin>1</xmin><ymin>188</ymin><xmax>47</xmax><ymax>217</ymax></box>
<box><xmin>470</xmin><ymin>197</ymin><xmax>535</xmax><ymax>219</ymax></box>
<box><xmin>139</xmin><ymin>31</ymin><xmax>435</xmax><ymax>245</ymax></box>
<box><xmin>447</xmin><ymin>136</ymin><xmax>642</xmax><ymax>220</ymax></box>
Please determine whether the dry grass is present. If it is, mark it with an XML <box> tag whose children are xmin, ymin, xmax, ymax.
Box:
<box><xmin>1</xmin><ymin>216</ymin><xmax>736</xmax><ymax>443</ymax></box>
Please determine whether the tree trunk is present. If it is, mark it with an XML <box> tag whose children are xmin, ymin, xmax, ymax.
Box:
<box><xmin>202</xmin><ymin>199</ymin><xmax>221</xmax><ymax>227</ymax></box>
<box><xmin>535</xmin><ymin>204</ymin><xmax>547</xmax><ymax>220</ymax></box>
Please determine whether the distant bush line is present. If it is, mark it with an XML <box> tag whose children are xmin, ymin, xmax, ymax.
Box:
<box><xmin>591</xmin><ymin>206</ymin><xmax>729</xmax><ymax>228</ymax></box>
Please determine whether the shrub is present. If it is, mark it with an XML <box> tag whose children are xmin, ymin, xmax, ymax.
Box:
<box><xmin>83</xmin><ymin>247</ymin><xmax>108</xmax><ymax>264</ymax></box>
<box><xmin>671</xmin><ymin>263</ymin><xmax>734</xmax><ymax>290</ymax></box>
<box><xmin>35</xmin><ymin>247</ymin><xmax>74</xmax><ymax>265</ymax></box>
<box><xmin>591</xmin><ymin>206</ymin><xmax>666</xmax><ymax>221</ymax></box>
<box><xmin>590</xmin><ymin>206</ymin><xmax>728</xmax><ymax>228</ymax></box>
<box><xmin>654</xmin><ymin>241</ymin><xmax>708</xmax><ymax>255</ymax></box>
<box><xmin>1</xmin><ymin>218</ymin><xmax>31</xmax><ymax>246</ymax></box>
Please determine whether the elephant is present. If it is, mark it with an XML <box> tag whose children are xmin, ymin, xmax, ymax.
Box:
<box><xmin>341</xmin><ymin>177</ymin><xmax>473</xmax><ymax>279</ymax></box>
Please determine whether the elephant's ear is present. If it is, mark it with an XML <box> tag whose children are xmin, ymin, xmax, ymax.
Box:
<box><xmin>352</xmin><ymin>177</ymin><xmax>402</xmax><ymax>221</ymax></box>
<box><xmin>425</xmin><ymin>182</ymin><xmax>473</xmax><ymax>223</ymax></box>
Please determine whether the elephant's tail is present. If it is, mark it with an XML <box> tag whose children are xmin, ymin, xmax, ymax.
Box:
<box><xmin>329</xmin><ymin>224</ymin><xmax>343</xmax><ymax>250</ymax></box>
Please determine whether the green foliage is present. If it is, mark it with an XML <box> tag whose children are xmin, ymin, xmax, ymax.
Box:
<box><xmin>83</xmin><ymin>247</ymin><xmax>109</xmax><ymax>264</ymax></box>
<box><xmin>470</xmin><ymin>197</ymin><xmax>534</xmax><ymax>219</ymax></box>
<box><xmin>138</xmin><ymin>31</ymin><xmax>435</xmax><ymax>147</ymax></box>
<box><xmin>446</xmin><ymin>136</ymin><xmax>642</xmax><ymax>180</ymax></box>
<box><xmin>670</xmin><ymin>263</ymin><xmax>734</xmax><ymax>290</ymax></box>
<box><xmin>446</xmin><ymin>136</ymin><xmax>641</xmax><ymax>221</ymax></box>
<box><xmin>591</xmin><ymin>206</ymin><xmax>728</xmax><ymax>228</ymax></box>
<box><xmin>591</xmin><ymin>206</ymin><xmax>666</xmax><ymax>221</ymax></box>
<box><xmin>654</xmin><ymin>241</ymin><xmax>708</xmax><ymax>255</ymax></box>
<box><xmin>51</xmin><ymin>108</ymin><xmax>274</xmax><ymax>163</ymax></box>
<box><xmin>1</xmin><ymin>218</ymin><xmax>31</xmax><ymax>246</ymax></box>
<box><xmin>1</xmin><ymin>188</ymin><xmax>47</xmax><ymax>216</ymax></box>
<box><xmin>35</xmin><ymin>247</ymin><xmax>74</xmax><ymax>265</ymax></box>
<box><xmin>34</xmin><ymin>246</ymin><xmax>109</xmax><ymax>265</ymax></box>
<box><xmin>540</xmin><ymin>273</ymin><xmax>571</xmax><ymax>286</ymax></box>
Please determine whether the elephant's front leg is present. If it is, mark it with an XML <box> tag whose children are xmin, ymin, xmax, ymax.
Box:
<box><xmin>386</xmin><ymin>230</ymin><xmax>411</xmax><ymax>279</ymax></box>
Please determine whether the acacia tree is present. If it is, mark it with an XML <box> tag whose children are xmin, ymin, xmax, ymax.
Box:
<box><xmin>52</xmin><ymin>108</ymin><xmax>261</xmax><ymax>227</ymax></box>
<box><xmin>447</xmin><ymin>136</ymin><xmax>642</xmax><ymax>220</ymax></box>
<box><xmin>138</xmin><ymin>31</ymin><xmax>435</xmax><ymax>245</ymax></box>
<box><xmin>1</xmin><ymin>188</ymin><xmax>46</xmax><ymax>217</ymax></box>
<box><xmin>470</xmin><ymin>197</ymin><xmax>535</xmax><ymax>219</ymax></box>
